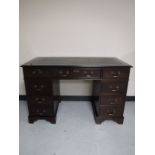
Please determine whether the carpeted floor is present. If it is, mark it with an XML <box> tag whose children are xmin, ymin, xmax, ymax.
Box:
<box><xmin>19</xmin><ymin>101</ymin><xmax>135</xmax><ymax>155</ymax></box>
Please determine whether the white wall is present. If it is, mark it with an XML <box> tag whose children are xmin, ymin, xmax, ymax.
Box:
<box><xmin>19</xmin><ymin>0</ymin><xmax>135</xmax><ymax>96</ymax></box>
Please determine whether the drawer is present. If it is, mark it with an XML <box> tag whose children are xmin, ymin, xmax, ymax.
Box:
<box><xmin>99</xmin><ymin>105</ymin><xmax>124</xmax><ymax>116</ymax></box>
<box><xmin>54</xmin><ymin>68</ymin><xmax>100</xmax><ymax>79</ymax></box>
<box><xmin>28</xmin><ymin>96</ymin><xmax>52</xmax><ymax>105</ymax></box>
<box><xmin>72</xmin><ymin>68</ymin><xmax>100</xmax><ymax>79</ymax></box>
<box><xmin>24</xmin><ymin>67</ymin><xmax>50</xmax><ymax>77</ymax></box>
<box><xmin>100</xmin><ymin>95</ymin><xmax>125</xmax><ymax>105</ymax></box>
<box><xmin>54</xmin><ymin>68</ymin><xmax>74</xmax><ymax>79</ymax></box>
<box><xmin>102</xmin><ymin>68</ymin><xmax>129</xmax><ymax>80</ymax></box>
<box><xmin>25</xmin><ymin>79</ymin><xmax>53</xmax><ymax>95</ymax></box>
<box><xmin>29</xmin><ymin>105</ymin><xmax>52</xmax><ymax>116</ymax></box>
<box><xmin>100</xmin><ymin>81</ymin><xmax>128</xmax><ymax>94</ymax></box>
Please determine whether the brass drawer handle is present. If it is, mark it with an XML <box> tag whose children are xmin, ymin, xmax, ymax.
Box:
<box><xmin>110</xmin><ymin>102</ymin><xmax>115</xmax><ymax>104</ymax></box>
<box><xmin>35</xmin><ymin>98</ymin><xmax>45</xmax><ymax>104</ymax></box>
<box><xmin>36</xmin><ymin>109</ymin><xmax>46</xmax><ymax>115</ymax></box>
<box><xmin>32</xmin><ymin>69</ymin><xmax>43</xmax><ymax>74</ymax></box>
<box><xmin>59</xmin><ymin>70</ymin><xmax>69</xmax><ymax>77</ymax></box>
<box><xmin>111</xmin><ymin>71</ymin><xmax>121</xmax><ymax>78</ymax></box>
<box><xmin>112</xmin><ymin>75</ymin><xmax>119</xmax><ymax>78</ymax></box>
<box><xmin>111</xmin><ymin>89</ymin><xmax>118</xmax><ymax>92</ymax></box>
<box><xmin>107</xmin><ymin>110</ymin><xmax>116</xmax><ymax>116</ymax></box>
<box><xmin>86</xmin><ymin>74</ymin><xmax>91</xmax><ymax>78</ymax></box>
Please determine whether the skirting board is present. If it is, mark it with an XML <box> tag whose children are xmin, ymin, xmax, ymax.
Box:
<box><xmin>19</xmin><ymin>95</ymin><xmax>135</xmax><ymax>101</ymax></box>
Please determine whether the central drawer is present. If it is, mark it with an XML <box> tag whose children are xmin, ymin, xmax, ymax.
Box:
<box><xmin>54</xmin><ymin>67</ymin><xmax>101</xmax><ymax>79</ymax></box>
<box><xmin>72</xmin><ymin>68</ymin><xmax>101</xmax><ymax>79</ymax></box>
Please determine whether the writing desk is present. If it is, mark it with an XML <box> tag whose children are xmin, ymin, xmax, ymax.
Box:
<box><xmin>21</xmin><ymin>57</ymin><xmax>132</xmax><ymax>124</ymax></box>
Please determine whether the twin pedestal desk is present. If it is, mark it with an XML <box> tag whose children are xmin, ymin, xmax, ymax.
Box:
<box><xmin>21</xmin><ymin>57</ymin><xmax>132</xmax><ymax>124</ymax></box>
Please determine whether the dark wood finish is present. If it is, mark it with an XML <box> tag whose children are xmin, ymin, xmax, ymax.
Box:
<box><xmin>99</xmin><ymin>95</ymin><xmax>125</xmax><ymax>105</ymax></box>
<box><xmin>19</xmin><ymin>95</ymin><xmax>135</xmax><ymax>101</ymax></box>
<box><xmin>21</xmin><ymin>57</ymin><xmax>131</xmax><ymax>124</ymax></box>
<box><xmin>102</xmin><ymin>68</ymin><xmax>130</xmax><ymax>79</ymax></box>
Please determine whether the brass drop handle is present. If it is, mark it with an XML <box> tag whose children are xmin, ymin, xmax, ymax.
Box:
<box><xmin>107</xmin><ymin>110</ymin><xmax>116</xmax><ymax>116</ymax></box>
<box><xmin>112</xmin><ymin>71</ymin><xmax>121</xmax><ymax>78</ymax></box>
<box><xmin>108</xmin><ymin>113</ymin><xmax>114</xmax><ymax>116</ymax></box>
<box><xmin>35</xmin><ymin>97</ymin><xmax>45</xmax><ymax>104</ymax></box>
<box><xmin>59</xmin><ymin>70</ymin><xmax>69</xmax><ymax>76</ymax></box>
<box><xmin>113</xmin><ymin>75</ymin><xmax>119</xmax><ymax>78</ymax></box>
<box><xmin>112</xmin><ymin>89</ymin><xmax>118</xmax><ymax>92</ymax></box>
<box><xmin>35</xmin><ymin>98</ymin><xmax>42</xmax><ymax>104</ymax></box>
<box><xmin>36</xmin><ymin>109</ymin><xmax>46</xmax><ymax>115</ymax></box>
<box><xmin>86</xmin><ymin>74</ymin><xmax>91</xmax><ymax>78</ymax></box>
<box><xmin>110</xmin><ymin>102</ymin><xmax>115</xmax><ymax>104</ymax></box>
<box><xmin>32</xmin><ymin>69</ymin><xmax>43</xmax><ymax>74</ymax></box>
<box><xmin>111</xmin><ymin>85</ymin><xmax>119</xmax><ymax>92</ymax></box>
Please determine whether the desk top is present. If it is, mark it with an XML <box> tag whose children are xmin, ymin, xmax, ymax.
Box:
<box><xmin>21</xmin><ymin>57</ymin><xmax>132</xmax><ymax>67</ymax></box>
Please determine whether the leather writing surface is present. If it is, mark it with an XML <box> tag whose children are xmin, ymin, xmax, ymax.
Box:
<box><xmin>22</xmin><ymin>57</ymin><xmax>132</xmax><ymax>67</ymax></box>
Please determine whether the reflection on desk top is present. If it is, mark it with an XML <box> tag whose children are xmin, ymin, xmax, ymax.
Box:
<box><xmin>21</xmin><ymin>57</ymin><xmax>132</xmax><ymax>67</ymax></box>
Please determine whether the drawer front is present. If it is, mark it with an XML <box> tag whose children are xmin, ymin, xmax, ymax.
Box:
<box><xmin>99</xmin><ymin>106</ymin><xmax>124</xmax><ymax>116</ymax></box>
<box><xmin>101</xmin><ymin>81</ymin><xmax>128</xmax><ymax>94</ymax></box>
<box><xmin>100</xmin><ymin>95</ymin><xmax>125</xmax><ymax>105</ymax></box>
<box><xmin>72</xmin><ymin>68</ymin><xmax>100</xmax><ymax>79</ymax></box>
<box><xmin>28</xmin><ymin>96</ymin><xmax>52</xmax><ymax>105</ymax></box>
<box><xmin>55</xmin><ymin>68</ymin><xmax>74</xmax><ymax>79</ymax></box>
<box><xmin>102</xmin><ymin>68</ymin><xmax>129</xmax><ymax>80</ymax></box>
<box><xmin>29</xmin><ymin>105</ymin><xmax>52</xmax><ymax>116</ymax></box>
<box><xmin>24</xmin><ymin>67</ymin><xmax>50</xmax><ymax>77</ymax></box>
<box><xmin>25</xmin><ymin>79</ymin><xmax>52</xmax><ymax>95</ymax></box>
<box><xmin>54</xmin><ymin>68</ymin><xmax>100</xmax><ymax>79</ymax></box>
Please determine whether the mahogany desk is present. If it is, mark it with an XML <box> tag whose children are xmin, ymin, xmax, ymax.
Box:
<box><xmin>21</xmin><ymin>57</ymin><xmax>132</xmax><ymax>124</ymax></box>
